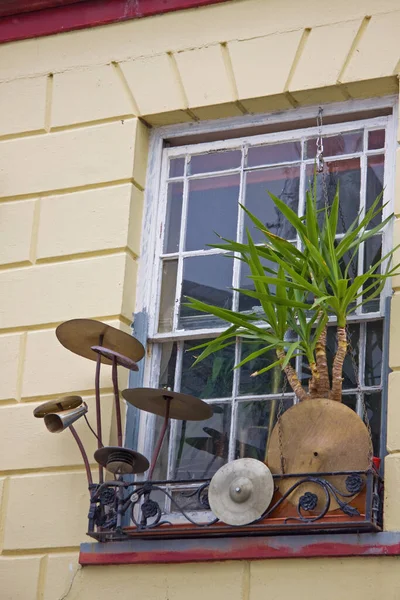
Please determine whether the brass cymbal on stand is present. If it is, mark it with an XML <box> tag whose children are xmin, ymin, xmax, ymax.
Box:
<box><xmin>56</xmin><ymin>319</ymin><xmax>145</xmax><ymax>365</ymax></box>
<box><xmin>33</xmin><ymin>395</ymin><xmax>83</xmax><ymax>418</ymax></box>
<box><xmin>121</xmin><ymin>388</ymin><xmax>213</xmax><ymax>421</ymax></box>
<box><xmin>91</xmin><ymin>346</ymin><xmax>139</xmax><ymax>371</ymax></box>
<box><xmin>94</xmin><ymin>446</ymin><xmax>149</xmax><ymax>475</ymax></box>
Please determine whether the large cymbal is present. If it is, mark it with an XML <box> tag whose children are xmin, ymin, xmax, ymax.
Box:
<box><xmin>208</xmin><ymin>458</ymin><xmax>274</xmax><ymax>526</ymax></box>
<box><xmin>121</xmin><ymin>388</ymin><xmax>213</xmax><ymax>421</ymax></box>
<box><xmin>94</xmin><ymin>446</ymin><xmax>149</xmax><ymax>475</ymax></box>
<box><xmin>33</xmin><ymin>395</ymin><xmax>83</xmax><ymax>418</ymax></box>
<box><xmin>267</xmin><ymin>399</ymin><xmax>371</xmax><ymax>511</ymax></box>
<box><xmin>56</xmin><ymin>319</ymin><xmax>144</xmax><ymax>365</ymax></box>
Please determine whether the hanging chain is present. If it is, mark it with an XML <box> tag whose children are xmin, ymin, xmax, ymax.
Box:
<box><xmin>316</xmin><ymin>107</ymin><xmax>324</xmax><ymax>174</ymax></box>
<box><xmin>277</xmin><ymin>374</ymin><xmax>288</xmax><ymax>474</ymax></box>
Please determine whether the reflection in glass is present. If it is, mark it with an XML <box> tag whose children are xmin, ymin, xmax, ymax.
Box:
<box><xmin>368</xmin><ymin>130</ymin><xmax>385</xmax><ymax>150</ymax></box>
<box><xmin>164</xmin><ymin>182</ymin><xmax>183</xmax><ymax>253</ymax></box>
<box><xmin>151</xmin><ymin>415</ymin><xmax>170</xmax><ymax>481</ymax></box>
<box><xmin>158</xmin><ymin>260</ymin><xmax>178</xmax><ymax>333</ymax></box>
<box><xmin>342</xmin><ymin>394</ymin><xmax>358</xmax><ymax>413</ymax></box>
<box><xmin>173</xmin><ymin>403</ymin><xmax>231</xmax><ymax>480</ymax></box>
<box><xmin>239</xmin><ymin>341</ymin><xmax>283</xmax><ymax>396</ymax></box>
<box><xmin>186</xmin><ymin>175</ymin><xmax>240</xmax><ymax>251</ymax></box>
<box><xmin>169</xmin><ymin>157</ymin><xmax>185</xmax><ymax>178</ymax></box>
<box><xmin>179</xmin><ymin>254</ymin><xmax>234</xmax><ymax>329</ymax></box>
<box><xmin>236</xmin><ymin>399</ymin><xmax>292</xmax><ymax>462</ymax></box>
<box><xmin>306</xmin><ymin>159</ymin><xmax>361</xmax><ymax>233</ymax></box>
<box><xmin>366</xmin><ymin>155</ymin><xmax>384</xmax><ymax>229</ymax></box>
<box><xmin>362</xmin><ymin>235</ymin><xmax>382</xmax><ymax>313</ymax></box>
<box><xmin>365</xmin><ymin>321</ymin><xmax>383</xmax><ymax>386</ymax></box>
<box><xmin>247</xmin><ymin>141</ymin><xmax>301</xmax><ymax>167</ymax></box>
<box><xmin>306</xmin><ymin>132</ymin><xmax>363</xmax><ymax>158</ymax></box>
<box><xmin>181</xmin><ymin>338</ymin><xmax>235</xmax><ymax>399</ymax></box>
<box><xmin>239</xmin><ymin>255</ymin><xmax>276</xmax><ymax>313</ymax></box>
<box><xmin>158</xmin><ymin>342</ymin><xmax>177</xmax><ymax>391</ymax></box>
<box><xmin>364</xmin><ymin>392</ymin><xmax>381</xmax><ymax>456</ymax></box>
<box><xmin>244</xmin><ymin>166</ymin><xmax>299</xmax><ymax>243</ymax></box>
<box><xmin>190</xmin><ymin>150</ymin><xmax>241</xmax><ymax>175</ymax></box>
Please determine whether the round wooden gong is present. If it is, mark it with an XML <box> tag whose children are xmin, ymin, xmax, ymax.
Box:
<box><xmin>267</xmin><ymin>399</ymin><xmax>371</xmax><ymax>511</ymax></box>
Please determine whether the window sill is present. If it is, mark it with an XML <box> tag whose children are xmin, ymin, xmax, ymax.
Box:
<box><xmin>80</xmin><ymin>531</ymin><xmax>400</xmax><ymax>565</ymax></box>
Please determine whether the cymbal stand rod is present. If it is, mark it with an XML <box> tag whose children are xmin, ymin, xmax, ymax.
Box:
<box><xmin>95</xmin><ymin>333</ymin><xmax>104</xmax><ymax>483</ymax></box>
<box><xmin>148</xmin><ymin>396</ymin><xmax>171</xmax><ymax>480</ymax></box>
<box><xmin>112</xmin><ymin>355</ymin><xmax>123</xmax><ymax>447</ymax></box>
<box><xmin>69</xmin><ymin>424</ymin><xmax>93</xmax><ymax>486</ymax></box>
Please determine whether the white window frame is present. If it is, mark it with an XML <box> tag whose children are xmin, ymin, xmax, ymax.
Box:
<box><xmin>131</xmin><ymin>96</ymin><xmax>398</xmax><ymax>515</ymax></box>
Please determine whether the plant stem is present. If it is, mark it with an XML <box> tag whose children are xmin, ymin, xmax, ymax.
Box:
<box><xmin>276</xmin><ymin>349</ymin><xmax>309</xmax><ymax>402</ymax></box>
<box><xmin>315</xmin><ymin>324</ymin><xmax>330</xmax><ymax>398</ymax></box>
<box><xmin>330</xmin><ymin>326</ymin><xmax>347</xmax><ymax>402</ymax></box>
<box><xmin>308</xmin><ymin>361</ymin><xmax>319</xmax><ymax>398</ymax></box>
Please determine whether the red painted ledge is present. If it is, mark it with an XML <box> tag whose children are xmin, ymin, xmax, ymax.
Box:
<box><xmin>80</xmin><ymin>532</ymin><xmax>400</xmax><ymax>565</ymax></box>
<box><xmin>0</xmin><ymin>0</ymin><xmax>231</xmax><ymax>44</ymax></box>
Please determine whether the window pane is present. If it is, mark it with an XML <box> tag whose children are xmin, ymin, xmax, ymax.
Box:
<box><xmin>239</xmin><ymin>255</ymin><xmax>276</xmax><ymax>313</ymax></box>
<box><xmin>151</xmin><ymin>415</ymin><xmax>170</xmax><ymax>481</ymax></box>
<box><xmin>169</xmin><ymin>157</ymin><xmax>185</xmax><ymax>178</ymax></box>
<box><xmin>247</xmin><ymin>141</ymin><xmax>301</xmax><ymax>167</ymax></box>
<box><xmin>244</xmin><ymin>166</ymin><xmax>300</xmax><ymax>243</ymax></box>
<box><xmin>306</xmin><ymin>158</ymin><xmax>360</xmax><ymax>234</ymax></box>
<box><xmin>158</xmin><ymin>342</ymin><xmax>177</xmax><ymax>391</ymax></box>
<box><xmin>164</xmin><ymin>182</ymin><xmax>183</xmax><ymax>253</ymax></box>
<box><xmin>172</xmin><ymin>403</ymin><xmax>231</xmax><ymax>480</ymax></box>
<box><xmin>186</xmin><ymin>175</ymin><xmax>240</xmax><ymax>251</ymax></box>
<box><xmin>368</xmin><ymin>130</ymin><xmax>385</xmax><ymax>150</ymax></box>
<box><xmin>179</xmin><ymin>255</ymin><xmax>234</xmax><ymax>329</ymax></box>
<box><xmin>181</xmin><ymin>338</ymin><xmax>235</xmax><ymax>399</ymax></box>
<box><xmin>158</xmin><ymin>260</ymin><xmax>178</xmax><ymax>333</ymax></box>
<box><xmin>365</xmin><ymin>321</ymin><xmax>383</xmax><ymax>386</ymax></box>
<box><xmin>306</xmin><ymin>132</ymin><xmax>363</xmax><ymax>158</ymax></box>
<box><xmin>190</xmin><ymin>149</ymin><xmax>241</xmax><ymax>175</ymax></box>
<box><xmin>362</xmin><ymin>235</ymin><xmax>382</xmax><ymax>313</ymax></box>
<box><xmin>235</xmin><ymin>398</ymin><xmax>293</xmax><ymax>462</ymax></box>
<box><xmin>342</xmin><ymin>394</ymin><xmax>358</xmax><ymax>412</ymax></box>
<box><xmin>364</xmin><ymin>392</ymin><xmax>381</xmax><ymax>456</ymax></box>
<box><xmin>239</xmin><ymin>341</ymin><xmax>284</xmax><ymax>396</ymax></box>
<box><xmin>366</xmin><ymin>155</ymin><xmax>384</xmax><ymax>229</ymax></box>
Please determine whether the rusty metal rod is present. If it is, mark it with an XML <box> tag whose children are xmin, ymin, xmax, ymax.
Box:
<box><xmin>112</xmin><ymin>355</ymin><xmax>123</xmax><ymax>447</ymax></box>
<box><xmin>148</xmin><ymin>396</ymin><xmax>171</xmax><ymax>480</ymax></box>
<box><xmin>95</xmin><ymin>333</ymin><xmax>104</xmax><ymax>483</ymax></box>
<box><xmin>69</xmin><ymin>424</ymin><xmax>93</xmax><ymax>486</ymax></box>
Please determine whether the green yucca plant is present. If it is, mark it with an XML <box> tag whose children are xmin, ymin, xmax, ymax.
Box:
<box><xmin>185</xmin><ymin>184</ymin><xmax>399</xmax><ymax>402</ymax></box>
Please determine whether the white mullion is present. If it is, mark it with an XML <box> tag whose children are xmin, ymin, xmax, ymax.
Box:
<box><xmin>185</xmin><ymin>167</ymin><xmax>241</xmax><ymax>180</ymax></box>
<box><xmin>162</xmin><ymin>247</ymin><xmax>226</xmax><ymax>260</ymax></box>
<box><xmin>165</xmin><ymin>340</ymin><xmax>184</xmax><ymax>510</ymax></box>
<box><xmin>381</xmin><ymin>114</ymin><xmax>397</xmax><ymax>311</ymax></box>
<box><xmin>232</xmin><ymin>145</ymin><xmax>247</xmax><ymax>313</ymax></box>
<box><xmin>356</xmin><ymin>322</ymin><xmax>367</xmax><ymax>416</ymax></box>
<box><xmin>172</xmin><ymin>159</ymin><xmax>190</xmax><ymax>331</ymax></box>
<box><xmin>228</xmin><ymin>339</ymin><xmax>241</xmax><ymax>462</ymax></box>
<box><xmin>355</xmin><ymin>129</ymin><xmax>368</xmax><ymax>317</ymax></box>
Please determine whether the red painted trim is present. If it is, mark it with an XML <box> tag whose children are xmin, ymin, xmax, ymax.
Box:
<box><xmin>79</xmin><ymin>532</ymin><xmax>400</xmax><ymax>566</ymax></box>
<box><xmin>0</xmin><ymin>1</ymin><xmax>85</xmax><ymax>18</ymax></box>
<box><xmin>0</xmin><ymin>0</ymin><xmax>231</xmax><ymax>44</ymax></box>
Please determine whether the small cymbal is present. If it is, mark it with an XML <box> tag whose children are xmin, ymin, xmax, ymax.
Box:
<box><xmin>208</xmin><ymin>458</ymin><xmax>274</xmax><ymax>526</ymax></box>
<box><xmin>91</xmin><ymin>346</ymin><xmax>139</xmax><ymax>371</ymax></box>
<box><xmin>56</xmin><ymin>319</ymin><xmax>144</xmax><ymax>365</ymax></box>
<box><xmin>33</xmin><ymin>395</ymin><xmax>83</xmax><ymax>418</ymax></box>
<box><xmin>121</xmin><ymin>388</ymin><xmax>213</xmax><ymax>421</ymax></box>
<box><xmin>94</xmin><ymin>446</ymin><xmax>149</xmax><ymax>475</ymax></box>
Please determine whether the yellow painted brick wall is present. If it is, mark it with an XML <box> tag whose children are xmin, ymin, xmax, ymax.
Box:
<box><xmin>2</xmin><ymin>0</ymin><xmax>400</xmax><ymax>598</ymax></box>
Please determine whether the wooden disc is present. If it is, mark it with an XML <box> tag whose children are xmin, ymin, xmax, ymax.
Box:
<box><xmin>121</xmin><ymin>388</ymin><xmax>213</xmax><ymax>421</ymax></box>
<box><xmin>267</xmin><ymin>399</ymin><xmax>371</xmax><ymax>511</ymax></box>
<box><xmin>56</xmin><ymin>319</ymin><xmax>144</xmax><ymax>365</ymax></box>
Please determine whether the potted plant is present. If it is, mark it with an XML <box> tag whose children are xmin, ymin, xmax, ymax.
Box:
<box><xmin>185</xmin><ymin>183</ymin><xmax>399</xmax><ymax>514</ymax></box>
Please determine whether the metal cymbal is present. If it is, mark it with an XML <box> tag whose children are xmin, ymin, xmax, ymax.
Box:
<box><xmin>208</xmin><ymin>458</ymin><xmax>274</xmax><ymax>526</ymax></box>
<box><xmin>121</xmin><ymin>388</ymin><xmax>213</xmax><ymax>421</ymax></box>
<box><xmin>94</xmin><ymin>446</ymin><xmax>149</xmax><ymax>475</ymax></box>
<box><xmin>91</xmin><ymin>346</ymin><xmax>139</xmax><ymax>371</ymax></box>
<box><xmin>56</xmin><ymin>319</ymin><xmax>144</xmax><ymax>365</ymax></box>
<box><xmin>33</xmin><ymin>395</ymin><xmax>83</xmax><ymax>418</ymax></box>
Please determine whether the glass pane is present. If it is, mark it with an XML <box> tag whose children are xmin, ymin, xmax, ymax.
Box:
<box><xmin>239</xmin><ymin>341</ymin><xmax>284</xmax><ymax>396</ymax></box>
<box><xmin>247</xmin><ymin>141</ymin><xmax>301</xmax><ymax>167</ymax></box>
<box><xmin>169</xmin><ymin>157</ymin><xmax>185</xmax><ymax>178</ymax></box>
<box><xmin>158</xmin><ymin>260</ymin><xmax>178</xmax><ymax>333</ymax></box>
<box><xmin>366</xmin><ymin>155</ymin><xmax>384</xmax><ymax>229</ymax></box>
<box><xmin>306</xmin><ymin>158</ymin><xmax>360</xmax><ymax>234</ymax></box>
<box><xmin>244</xmin><ymin>166</ymin><xmax>300</xmax><ymax>243</ymax></box>
<box><xmin>186</xmin><ymin>175</ymin><xmax>240</xmax><ymax>251</ymax></box>
<box><xmin>362</xmin><ymin>235</ymin><xmax>382</xmax><ymax>313</ymax></box>
<box><xmin>158</xmin><ymin>342</ymin><xmax>177</xmax><ymax>391</ymax></box>
<box><xmin>368</xmin><ymin>130</ymin><xmax>385</xmax><ymax>150</ymax></box>
<box><xmin>342</xmin><ymin>394</ymin><xmax>358</xmax><ymax>412</ymax></box>
<box><xmin>190</xmin><ymin>150</ymin><xmax>241</xmax><ymax>175</ymax></box>
<box><xmin>164</xmin><ymin>182</ymin><xmax>183</xmax><ymax>253</ymax></box>
<box><xmin>306</xmin><ymin>132</ymin><xmax>363</xmax><ymax>158</ymax></box>
<box><xmin>365</xmin><ymin>320</ymin><xmax>383</xmax><ymax>386</ymax></box>
<box><xmin>181</xmin><ymin>338</ymin><xmax>235</xmax><ymax>399</ymax></box>
<box><xmin>364</xmin><ymin>392</ymin><xmax>381</xmax><ymax>456</ymax></box>
<box><xmin>239</xmin><ymin>255</ymin><xmax>276</xmax><ymax>314</ymax></box>
<box><xmin>151</xmin><ymin>415</ymin><xmax>170</xmax><ymax>481</ymax></box>
<box><xmin>235</xmin><ymin>398</ymin><xmax>293</xmax><ymax>462</ymax></box>
<box><xmin>173</xmin><ymin>403</ymin><xmax>231</xmax><ymax>480</ymax></box>
<box><xmin>179</xmin><ymin>255</ymin><xmax>234</xmax><ymax>329</ymax></box>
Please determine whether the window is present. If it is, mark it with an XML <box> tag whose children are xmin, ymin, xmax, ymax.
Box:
<box><xmin>133</xmin><ymin>100</ymin><xmax>395</xmax><ymax>516</ymax></box>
